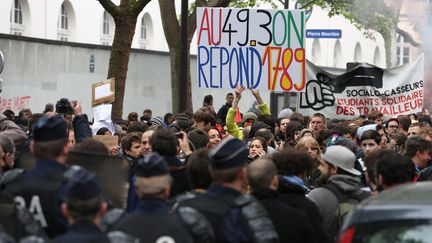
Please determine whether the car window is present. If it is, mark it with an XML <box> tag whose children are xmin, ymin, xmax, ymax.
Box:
<box><xmin>353</xmin><ymin>220</ymin><xmax>432</xmax><ymax>243</ymax></box>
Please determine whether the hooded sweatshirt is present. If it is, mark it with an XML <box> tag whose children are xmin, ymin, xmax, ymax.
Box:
<box><xmin>307</xmin><ymin>175</ymin><xmax>366</xmax><ymax>228</ymax></box>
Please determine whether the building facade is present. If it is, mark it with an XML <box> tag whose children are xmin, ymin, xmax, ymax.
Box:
<box><xmin>0</xmin><ymin>0</ymin><xmax>393</xmax><ymax>66</ymax></box>
<box><xmin>0</xmin><ymin>0</ymin><xmax>428</xmax><ymax>114</ymax></box>
<box><xmin>1</xmin><ymin>0</ymin><xmax>168</xmax><ymax>51</ymax></box>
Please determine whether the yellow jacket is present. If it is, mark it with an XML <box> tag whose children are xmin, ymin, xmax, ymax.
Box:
<box><xmin>225</xmin><ymin>104</ymin><xmax>271</xmax><ymax>140</ymax></box>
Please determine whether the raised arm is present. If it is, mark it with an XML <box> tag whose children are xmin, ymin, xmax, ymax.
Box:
<box><xmin>232</xmin><ymin>85</ymin><xmax>246</xmax><ymax>109</ymax></box>
<box><xmin>225</xmin><ymin>85</ymin><xmax>246</xmax><ymax>140</ymax></box>
<box><xmin>250</xmin><ymin>89</ymin><xmax>271</xmax><ymax>115</ymax></box>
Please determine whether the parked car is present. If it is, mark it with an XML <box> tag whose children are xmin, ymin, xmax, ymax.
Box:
<box><xmin>339</xmin><ymin>182</ymin><xmax>432</xmax><ymax>243</ymax></box>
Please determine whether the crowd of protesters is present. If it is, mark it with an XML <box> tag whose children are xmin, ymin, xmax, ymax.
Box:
<box><xmin>0</xmin><ymin>84</ymin><xmax>431</xmax><ymax>242</ymax></box>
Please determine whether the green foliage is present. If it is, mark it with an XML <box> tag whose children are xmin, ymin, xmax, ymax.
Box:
<box><xmin>230</xmin><ymin>0</ymin><xmax>278</xmax><ymax>8</ymax></box>
<box><xmin>227</xmin><ymin>0</ymin><xmax>398</xmax><ymax>34</ymax></box>
<box><xmin>230</xmin><ymin>0</ymin><xmax>257</xmax><ymax>7</ymax></box>
<box><xmin>296</xmin><ymin>0</ymin><xmax>398</xmax><ymax>34</ymax></box>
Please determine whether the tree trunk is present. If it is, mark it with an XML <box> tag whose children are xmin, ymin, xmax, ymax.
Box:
<box><xmin>108</xmin><ymin>15</ymin><xmax>137</xmax><ymax>120</ymax></box>
<box><xmin>170</xmin><ymin>44</ymin><xmax>192</xmax><ymax>114</ymax></box>
<box><xmin>159</xmin><ymin>0</ymin><xmax>230</xmax><ymax>115</ymax></box>
<box><xmin>383</xmin><ymin>28</ymin><xmax>397</xmax><ymax>68</ymax></box>
<box><xmin>170</xmin><ymin>46</ymin><xmax>181</xmax><ymax>115</ymax></box>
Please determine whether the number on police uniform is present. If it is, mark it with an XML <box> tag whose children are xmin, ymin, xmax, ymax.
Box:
<box><xmin>15</xmin><ymin>195</ymin><xmax>48</xmax><ymax>227</ymax></box>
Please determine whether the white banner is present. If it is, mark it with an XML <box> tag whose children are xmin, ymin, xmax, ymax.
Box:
<box><xmin>298</xmin><ymin>54</ymin><xmax>425</xmax><ymax>119</ymax></box>
<box><xmin>196</xmin><ymin>7</ymin><xmax>306</xmax><ymax>92</ymax></box>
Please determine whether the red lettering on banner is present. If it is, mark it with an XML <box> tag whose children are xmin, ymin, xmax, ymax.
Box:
<box><xmin>0</xmin><ymin>96</ymin><xmax>32</xmax><ymax>112</ymax></box>
<box><xmin>336</xmin><ymin>106</ymin><xmax>355</xmax><ymax>116</ymax></box>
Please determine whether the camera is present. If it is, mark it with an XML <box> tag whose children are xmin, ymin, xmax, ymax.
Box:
<box><xmin>56</xmin><ymin>98</ymin><xmax>74</xmax><ymax>115</ymax></box>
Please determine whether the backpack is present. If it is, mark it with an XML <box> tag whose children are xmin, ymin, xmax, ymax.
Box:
<box><xmin>322</xmin><ymin>183</ymin><xmax>369</xmax><ymax>237</ymax></box>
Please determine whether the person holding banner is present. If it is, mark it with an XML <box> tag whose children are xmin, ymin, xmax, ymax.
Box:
<box><xmin>226</xmin><ymin>85</ymin><xmax>271</xmax><ymax>140</ymax></box>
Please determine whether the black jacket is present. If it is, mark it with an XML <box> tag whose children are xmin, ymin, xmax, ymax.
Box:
<box><xmin>253</xmin><ymin>188</ymin><xmax>316</xmax><ymax>243</ymax></box>
<box><xmin>72</xmin><ymin>114</ymin><xmax>92</xmax><ymax>143</ymax></box>
<box><xmin>112</xmin><ymin>198</ymin><xmax>199</xmax><ymax>243</ymax></box>
<box><xmin>217</xmin><ymin>103</ymin><xmax>231</xmax><ymax>126</ymax></box>
<box><xmin>2</xmin><ymin>159</ymin><xmax>68</xmax><ymax>238</ymax></box>
<box><xmin>278</xmin><ymin>182</ymin><xmax>333</xmax><ymax>243</ymax></box>
<box><xmin>51</xmin><ymin>222</ymin><xmax>110</xmax><ymax>243</ymax></box>
<box><xmin>180</xmin><ymin>184</ymin><xmax>279</xmax><ymax>243</ymax></box>
<box><xmin>418</xmin><ymin>166</ymin><xmax>432</xmax><ymax>181</ymax></box>
<box><xmin>163</xmin><ymin>155</ymin><xmax>191</xmax><ymax>198</ymax></box>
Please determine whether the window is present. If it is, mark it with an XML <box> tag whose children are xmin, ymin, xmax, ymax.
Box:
<box><xmin>396</xmin><ymin>34</ymin><xmax>410</xmax><ymax>65</ymax></box>
<box><xmin>141</xmin><ymin>17</ymin><xmax>147</xmax><ymax>40</ymax></box>
<box><xmin>333</xmin><ymin>40</ymin><xmax>342</xmax><ymax>67</ymax></box>
<box><xmin>100</xmin><ymin>11</ymin><xmax>113</xmax><ymax>45</ymax></box>
<box><xmin>59</xmin><ymin>4</ymin><xmax>68</xmax><ymax>30</ymax></box>
<box><xmin>354</xmin><ymin>43</ymin><xmax>362</xmax><ymax>62</ymax></box>
<box><xmin>373</xmin><ymin>47</ymin><xmax>381</xmax><ymax>66</ymax></box>
<box><xmin>103</xmin><ymin>11</ymin><xmax>109</xmax><ymax>35</ymax></box>
<box><xmin>353</xmin><ymin>220</ymin><xmax>432</xmax><ymax>242</ymax></box>
<box><xmin>57</xmin><ymin>3</ymin><xmax>69</xmax><ymax>41</ymax></box>
<box><xmin>10</xmin><ymin>0</ymin><xmax>22</xmax><ymax>24</ymax></box>
<box><xmin>140</xmin><ymin>14</ymin><xmax>153</xmax><ymax>49</ymax></box>
<box><xmin>10</xmin><ymin>0</ymin><xmax>24</xmax><ymax>35</ymax></box>
<box><xmin>311</xmin><ymin>39</ymin><xmax>321</xmax><ymax>64</ymax></box>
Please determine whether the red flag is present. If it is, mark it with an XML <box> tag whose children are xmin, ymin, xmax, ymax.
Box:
<box><xmin>235</xmin><ymin>107</ymin><xmax>242</xmax><ymax>124</ymax></box>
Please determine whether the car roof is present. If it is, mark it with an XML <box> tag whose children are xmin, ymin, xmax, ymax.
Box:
<box><xmin>362</xmin><ymin>182</ymin><xmax>432</xmax><ymax>206</ymax></box>
<box><xmin>348</xmin><ymin>182</ymin><xmax>432</xmax><ymax>224</ymax></box>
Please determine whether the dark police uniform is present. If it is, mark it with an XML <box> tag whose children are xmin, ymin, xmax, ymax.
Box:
<box><xmin>51</xmin><ymin>167</ymin><xmax>110</xmax><ymax>243</ymax></box>
<box><xmin>180</xmin><ymin>138</ymin><xmax>279</xmax><ymax>243</ymax></box>
<box><xmin>111</xmin><ymin>153</ymin><xmax>214</xmax><ymax>243</ymax></box>
<box><xmin>50</xmin><ymin>222</ymin><xmax>110</xmax><ymax>243</ymax></box>
<box><xmin>3</xmin><ymin>159</ymin><xmax>67</xmax><ymax>238</ymax></box>
<box><xmin>2</xmin><ymin>116</ymin><xmax>70</xmax><ymax>238</ymax></box>
<box><xmin>182</xmin><ymin>184</ymin><xmax>279</xmax><ymax>243</ymax></box>
<box><xmin>0</xmin><ymin>191</ymin><xmax>47</xmax><ymax>241</ymax></box>
<box><xmin>113</xmin><ymin>197</ymin><xmax>196</xmax><ymax>243</ymax></box>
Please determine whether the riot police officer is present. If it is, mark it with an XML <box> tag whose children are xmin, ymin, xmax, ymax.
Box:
<box><xmin>51</xmin><ymin>168</ymin><xmax>110</xmax><ymax>243</ymax></box>
<box><xmin>180</xmin><ymin>138</ymin><xmax>279</xmax><ymax>243</ymax></box>
<box><xmin>2</xmin><ymin>115</ymin><xmax>70</xmax><ymax>238</ymax></box>
<box><xmin>109</xmin><ymin>152</ymin><xmax>214</xmax><ymax>243</ymax></box>
<box><xmin>0</xmin><ymin>191</ymin><xmax>47</xmax><ymax>242</ymax></box>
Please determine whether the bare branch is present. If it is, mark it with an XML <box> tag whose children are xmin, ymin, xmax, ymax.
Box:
<box><xmin>97</xmin><ymin>0</ymin><xmax>120</xmax><ymax>17</ymax></box>
<box><xmin>396</xmin><ymin>26</ymin><xmax>421</xmax><ymax>47</ymax></box>
<box><xmin>187</xmin><ymin>0</ymin><xmax>231</xmax><ymax>40</ymax></box>
<box><xmin>132</xmin><ymin>0</ymin><xmax>152</xmax><ymax>16</ymax></box>
<box><xmin>159</xmin><ymin>0</ymin><xmax>181</xmax><ymax>49</ymax></box>
<box><xmin>188</xmin><ymin>9</ymin><xmax>197</xmax><ymax>41</ymax></box>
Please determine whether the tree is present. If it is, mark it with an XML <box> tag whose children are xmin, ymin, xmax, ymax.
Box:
<box><xmin>97</xmin><ymin>0</ymin><xmax>151</xmax><ymax>120</ymax></box>
<box><xmin>296</xmin><ymin>0</ymin><xmax>425</xmax><ymax>68</ymax></box>
<box><xmin>159</xmin><ymin>0</ymin><xmax>276</xmax><ymax>114</ymax></box>
<box><xmin>159</xmin><ymin>0</ymin><xmax>230</xmax><ymax>114</ymax></box>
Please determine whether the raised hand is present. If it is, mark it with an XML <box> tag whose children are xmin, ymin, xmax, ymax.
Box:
<box><xmin>235</xmin><ymin>85</ymin><xmax>246</xmax><ymax>98</ymax></box>
<box><xmin>250</xmin><ymin>88</ymin><xmax>264</xmax><ymax>105</ymax></box>
<box><xmin>250</xmin><ymin>88</ymin><xmax>260</xmax><ymax>96</ymax></box>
